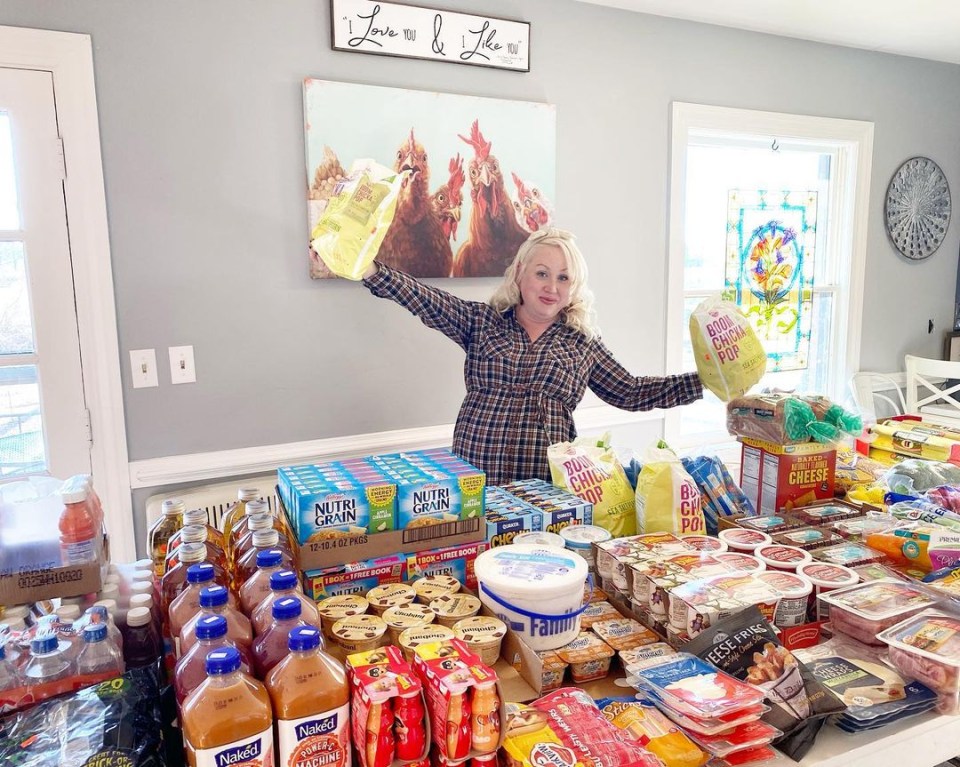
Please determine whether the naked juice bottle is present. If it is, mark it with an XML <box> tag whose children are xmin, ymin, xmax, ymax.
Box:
<box><xmin>251</xmin><ymin>570</ymin><xmax>319</xmax><ymax>635</ymax></box>
<box><xmin>266</xmin><ymin>626</ymin><xmax>350</xmax><ymax>767</ymax></box>
<box><xmin>175</xmin><ymin>614</ymin><xmax>253</xmax><ymax>707</ymax></box>
<box><xmin>252</xmin><ymin>597</ymin><xmax>310</xmax><ymax>678</ymax></box>
<box><xmin>182</xmin><ymin>646</ymin><xmax>274</xmax><ymax>767</ymax></box>
<box><xmin>239</xmin><ymin>549</ymin><xmax>286</xmax><ymax>615</ymax></box>
<box><xmin>234</xmin><ymin>529</ymin><xmax>296</xmax><ymax>592</ymax></box>
<box><xmin>181</xmin><ymin>585</ymin><xmax>253</xmax><ymax>659</ymax></box>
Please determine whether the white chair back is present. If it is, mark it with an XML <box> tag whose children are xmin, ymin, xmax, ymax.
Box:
<box><xmin>848</xmin><ymin>371</ymin><xmax>906</xmax><ymax>423</ymax></box>
<box><xmin>904</xmin><ymin>354</ymin><xmax>960</xmax><ymax>424</ymax></box>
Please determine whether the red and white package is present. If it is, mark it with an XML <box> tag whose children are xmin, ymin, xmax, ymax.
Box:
<box><xmin>685</xmin><ymin>720</ymin><xmax>781</xmax><ymax>758</ymax></box>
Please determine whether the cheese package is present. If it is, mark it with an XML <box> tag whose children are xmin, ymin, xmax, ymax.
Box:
<box><xmin>596</xmin><ymin>696</ymin><xmax>708</xmax><ymax>767</ymax></box>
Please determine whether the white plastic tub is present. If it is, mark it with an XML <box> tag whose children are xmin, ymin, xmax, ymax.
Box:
<box><xmin>474</xmin><ymin>543</ymin><xmax>589</xmax><ymax>651</ymax></box>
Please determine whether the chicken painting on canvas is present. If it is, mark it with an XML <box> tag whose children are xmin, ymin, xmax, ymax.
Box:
<box><xmin>304</xmin><ymin>79</ymin><xmax>556</xmax><ymax>279</ymax></box>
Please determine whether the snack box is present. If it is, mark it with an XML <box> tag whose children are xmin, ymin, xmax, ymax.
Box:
<box><xmin>631</xmin><ymin>553</ymin><xmax>738</xmax><ymax>615</ymax></box>
<box><xmin>878</xmin><ymin>610</ymin><xmax>960</xmax><ymax>713</ymax></box>
<box><xmin>738</xmin><ymin>437</ymin><xmax>836</xmax><ymax>516</ymax></box>
<box><xmin>406</xmin><ymin>541</ymin><xmax>489</xmax><ymax>590</ymax></box>
<box><xmin>818</xmin><ymin>578</ymin><xmax>939</xmax><ymax>646</ymax></box>
<box><xmin>734</xmin><ymin>514</ymin><xmax>804</xmax><ymax>534</ymax></box>
<box><xmin>500</xmin><ymin>478</ymin><xmax>593</xmax><ymax>534</ymax></box>
<box><xmin>596</xmin><ymin>533</ymin><xmax>697</xmax><ymax>594</ymax></box>
<box><xmin>668</xmin><ymin>573</ymin><xmax>783</xmax><ymax>637</ymax></box>
<box><xmin>302</xmin><ymin>553</ymin><xmax>407</xmax><ymax>601</ymax></box>
<box><xmin>789</xmin><ymin>502</ymin><xmax>866</xmax><ymax>527</ymax></box>
<box><xmin>389</xmin><ymin>461</ymin><xmax>486</xmax><ymax>530</ymax></box>
<box><xmin>811</xmin><ymin>541</ymin><xmax>886</xmax><ymax>568</ymax></box>
<box><xmin>771</xmin><ymin>527</ymin><xmax>844</xmax><ymax>551</ymax></box>
<box><xmin>634</xmin><ymin>653</ymin><xmax>766</xmax><ymax>719</ymax></box>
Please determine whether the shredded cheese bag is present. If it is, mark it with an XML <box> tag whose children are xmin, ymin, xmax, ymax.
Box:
<box><xmin>635</xmin><ymin>443</ymin><xmax>706</xmax><ymax>536</ymax></box>
<box><xmin>689</xmin><ymin>297</ymin><xmax>766</xmax><ymax>402</ymax></box>
<box><xmin>310</xmin><ymin>159</ymin><xmax>404</xmax><ymax>280</ymax></box>
<box><xmin>548</xmin><ymin>434</ymin><xmax>636</xmax><ymax>537</ymax></box>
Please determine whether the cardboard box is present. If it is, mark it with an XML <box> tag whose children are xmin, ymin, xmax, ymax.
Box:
<box><xmin>739</xmin><ymin>437</ymin><xmax>836</xmax><ymax>516</ymax></box>
<box><xmin>0</xmin><ymin>558</ymin><xmax>102</xmax><ymax>606</ymax></box>
<box><xmin>500</xmin><ymin>479</ymin><xmax>593</xmax><ymax>534</ymax></box>
<box><xmin>405</xmin><ymin>541</ymin><xmax>489</xmax><ymax>590</ymax></box>
<box><xmin>302</xmin><ymin>553</ymin><xmax>407</xmax><ymax>601</ymax></box>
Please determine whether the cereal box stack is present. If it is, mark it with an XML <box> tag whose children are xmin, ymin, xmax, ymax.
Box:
<box><xmin>500</xmin><ymin>478</ymin><xmax>593</xmax><ymax>534</ymax></box>
<box><xmin>484</xmin><ymin>486</ymin><xmax>544</xmax><ymax>547</ymax></box>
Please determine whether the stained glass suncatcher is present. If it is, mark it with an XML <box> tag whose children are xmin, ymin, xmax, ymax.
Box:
<box><xmin>724</xmin><ymin>190</ymin><xmax>817</xmax><ymax>372</ymax></box>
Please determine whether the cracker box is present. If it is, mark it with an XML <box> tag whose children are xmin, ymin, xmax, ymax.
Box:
<box><xmin>302</xmin><ymin>553</ymin><xmax>407</xmax><ymax>601</ymax></box>
<box><xmin>500</xmin><ymin>478</ymin><xmax>593</xmax><ymax>534</ymax></box>
<box><xmin>738</xmin><ymin>437</ymin><xmax>836</xmax><ymax>516</ymax></box>
<box><xmin>406</xmin><ymin>541</ymin><xmax>489</xmax><ymax>590</ymax></box>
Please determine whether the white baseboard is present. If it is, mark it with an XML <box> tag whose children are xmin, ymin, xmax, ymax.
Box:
<box><xmin>128</xmin><ymin>404</ymin><xmax>663</xmax><ymax>489</ymax></box>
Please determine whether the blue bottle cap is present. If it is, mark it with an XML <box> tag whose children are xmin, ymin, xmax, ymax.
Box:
<box><xmin>256</xmin><ymin>549</ymin><xmax>284</xmax><ymax>568</ymax></box>
<box><xmin>273</xmin><ymin>596</ymin><xmax>302</xmax><ymax>620</ymax></box>
<box><xmin>269</xmin><ymin>570</ymin><xmax>298</xmax><ymax>591</ymax></box>
<box><xmin>84</xmin><ymin>623</ymin><xmax>108</xmax><ymax>643</ymax></box>
<box><xmin>288</xmin><ymin>626</ymin><xmax>321</xmax><ymax>652</ymax></box>
<box><xmin>31</xmin><ymin>633</ymin><xmax>58</xmax><ymax>655</ymax></box>
<box><xmin>205</xmin><ymin>646</ymin><xmax>241</xmax><ymax>675</ymax></box>
<box><xmin>195</xmin><ymin>614</ymin><xmax>228</xmax><ymax>640</ymax></box>
<box><xmin>187</xmin><ymin>562</ymin><xmax>216</xmax><ymax>584</ymax></box>
<box><xmin>0</xmin><ymin>644</ymin><xmax>5</xmax><ymax>660</ymax></box>
<box><xmin>199</xmin><ymin>585</ymin><xmax>230</xmax><ymax>608</ymax></box>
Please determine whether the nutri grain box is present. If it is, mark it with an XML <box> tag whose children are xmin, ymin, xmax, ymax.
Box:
<box><xmin>406</xmin><ymin>541</ymin><xmax>489</xmax><ymax>590</ymax></box>
<box><xmin>302</xmin><ymin>553</ymin><xmax>407</xmax><ymax>601</ymax></box>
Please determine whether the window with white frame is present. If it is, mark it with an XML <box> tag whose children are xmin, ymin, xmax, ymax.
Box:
<box><xmin>665</xmin><ymin>104</ymin><xmax>873</xmax><ymax>448</ymax></box>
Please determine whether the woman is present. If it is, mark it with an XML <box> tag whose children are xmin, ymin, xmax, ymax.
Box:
<box><xmin>362</xmin><ymin>228</ymin><xmax>702</xmax><ymax>485</ymax></box>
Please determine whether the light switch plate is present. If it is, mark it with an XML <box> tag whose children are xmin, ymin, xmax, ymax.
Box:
<box><xmin>130</xmin><ymin>349</ymin><xmax>158</xmax><ymax>388</ymax></box>
<box><xmin>169</xmin><ymin>345</ymin><xmax>196</xmax><ymax>384</ymax></box>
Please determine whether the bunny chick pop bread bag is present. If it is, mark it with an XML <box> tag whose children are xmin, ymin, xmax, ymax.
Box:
<box><xmin>690</xmin><ymin>297</ymin><xmax>766</xmax><ymax>402</ymax></box>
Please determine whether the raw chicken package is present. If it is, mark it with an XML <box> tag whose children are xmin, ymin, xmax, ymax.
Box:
<box><xmin>689</xmin><ymin>297</ymin><xmax>766</xmax><ymax>402</ymax></box>
<box><xmin>684</xmin><ymin>606</ymin><xmax>845</xmax><ymax>761</ymax></box>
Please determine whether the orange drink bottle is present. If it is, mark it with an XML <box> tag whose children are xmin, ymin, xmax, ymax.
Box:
<box><xmin>181</xmin><ymin>585</ymin><xmax>253</xmax><ymax>659</ymax></box>
<box><xmin>59</xmin><ymin>486</ymin><xmax>98</xmax><ymax>565</ymax></box>
<box><xmin>252</xmin><ymin>597</ymin><xmax>310</xmax><ymax>678</ymax></box>
<box><xmin>447</xmin><ymin>692</ymin><xmax>472</xmax><ymax>761</ymax></box>
<box><xmin>165</xmin><ymin>525</ymin><xmax>227</xmax><ymax>575</ymax></box>
<box><xmin>366</xmin><ymin>699</ymin><xmax>395</xmax><ymax>767</ymax></box>
<box><xmin>148</xmin><ymin>499</ymin><xmax>185</xmax><ymax>578</ymax></box>
<box><xmin>220</xmin><ymin>487</ymin><xmax>263</xmax><ymax>554</ymax></box>
<box><xmin>181</xmin><ymin>646</ymin><xmax>274</xmax><ymax>767</ymax></box>
<box><xmin>251</xmin><ymin>570</ymin><xmax>319</xmax><ymax>636</ymax></box>
<box><xmin>470</xmin><ymin>681</ymin><xmax>500</xmax><ymax>754</ymax></box>
<box><xmin>234</xmin><ymin>525</ymin><xmax>296</xmax><ymax>589</ymax></box>
<box><xmin>168</xmin><ymin>563</ymin><xmax>220</xmax><ymax>647</ymax></box>
<box><xmin>169</xmin><ymin>508</ymin><xmax>225</xmax><ymax>554</ymax></box>
<box><xmin>266</xmin><ymin>626</ymin><xmax>350</xmax><ymax>767</ymax></box>
<box><xmin>175</xmin><ymin>614</ymin><xmax>254</xmax><ymax>707</ymax></box>
<box><xmin>394</xmin><ymin>689</ymin><xmax>426</xmax><ymax>760</ymax></box>
<box><xmin>239</xmin><ymin>549</ymin><xmax>287</xmax><ymax>615</ymax></box>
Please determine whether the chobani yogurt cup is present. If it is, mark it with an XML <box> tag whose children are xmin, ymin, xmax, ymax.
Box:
<box><xmin>713</xmin><ymin>552</ymin><xmax>766</xmax><ymax>574</ymax></box>
<box><xmin>681</xmin><ymin>534</ymin><xmax>728</xmax><ymax>554</ymax></box>
<box><xmin>412</xmin><ymin>574</ymin><xmax>461</xmax><ymax>604</ymax></box>
<box><xmin>366</xmin><ymin>583</ymin><xmax>416</xmax><ymax>615</ymax></box>
<box><xmin>383</xmin><ymin>603</ymin><xmax>435</xmax><ymax>644</ymax></box>
<box><xmin>332</xmin><ymin>614</ymin><xmax>388</xmax><ymax>653</ymax></box>
<box><xmin>560</xmin><ymin>525</ymin><xmax>613</xmax><ymax>568</ymax></box>
<box><xmin>797</xmin><ymin>562</ymin><xmax>859</xmax><ymax>621</ymax></box>
<box><xmin>317</xmin><ymin>594</ymin><xmax>369</xmax><ymax>639</ymax></box>
<box><xmin>755</xmin><ymin>544</ymin><xmax>813</xmax><ymax>572</ymax></box>
<box><xmin>452</xmin><ymin>615</ymin><xmax>507</xmax><ymax>665</ymax></box>
<box><xmin>719</xmin><ymin>528</ymin><xmax>772</xmax><ymax>553</ymax></box>
<box><xmin>429</xmin><ymin>593</ymin><xmax>482</xmax><ymax>628</ymax></box>
<box><xmin>398</xmin><ymin>624</ymin><xmax>454</xmax><ymax>661</ymax></box>
<box><xmin>756</xmin><ymin>571</ymin><xmax>813</xmax><ymax>627</ymax></box>
<box><xmin>514</xmin><ymin>531</ymin><xmax>566</xmax><ymax>549</ymax></box>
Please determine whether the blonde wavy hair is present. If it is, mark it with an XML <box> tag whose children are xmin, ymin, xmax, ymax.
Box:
<box><xmin>489</xmin><ymin>228</ymin><xmax>598</xmax><ymax>339</ymax></box>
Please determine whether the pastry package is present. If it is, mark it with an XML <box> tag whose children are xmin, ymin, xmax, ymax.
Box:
<box><xmin>684</xmin><ymin>606</ymin><xmax>845</xmax><ymax>761</ymax></box>
<box><xmin>689</xmin><ymin>297</ymin><xmax>766</xmax><ymax>402</ymax></box>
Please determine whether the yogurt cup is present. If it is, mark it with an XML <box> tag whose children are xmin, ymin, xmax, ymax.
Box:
<box><xmin>756</xmin><ymin>571</ymin><xmax>813</xmax><ymax>627</ymax></box>
<box><xmin>383</xmin><ymin>603</ymin><xmax>435</xmax><ymax>644</ymax></box>
<box><xmin>398</xmin><ymin>624</ymin><xmax>455</xmax><ymax>661</ymax></box>
<box><xmin>580</xmin><ymin>601</ymin><xmax>622</xmax><ymax>629</ymax></box>
<box><xmin>366</xmin><ymin>583</ymin><xmax>416</xmax><ymax>615</ymax></box>
<box><xmin>412</xmin><ymin>574</ymin><xmax>461</xmax><ymax>604</ymax></box>
<box><xmin>681</xmin><ymin>535</ymin><xmax>728</xmax><ymax>553</ymax></box>
<box><xmin>755</xmin><ymin>544</ymin><xmax>813</xmax><ymax>572</ymax></box>
<box><xmin>797</xmin><ymin>561</ymin><xmax>859</xmax><ymax>621</ymax></box>
<box><xmin>556</xmin><ymin>632</ymin><xmax>615</xmax><ymax>683</ymax></box>
<box><xmin>514</xmin><ymin>531</ymin><xmax>566</xmax><ymax>549</ymax></box>
<box><xmin>331</xmin><ymin>614</ymin><xmax>388</xmax><ymax>653</ymax></box>
<box><xmin>560</xmin><ymin>525</ymin><xmax>613</xmax><ymax>568</ymax></box>
<box><xmin>591</xmin><ymin>617</ymin><xmax>659</xmax><ymax>651</ymax></box>
<box><xmin>536</xmin><ymin>650</ymin><xmax>569</xmax><ymax>693</ymax></box>
<box><xmin>317</xmin><ymin>594</ymin><xmax>370</xmax><ymax>639</ymax></box>
<box><xmin>719</xmin><ymin>528</ymin><xmax>772</xmax><ymax>553</ymax></box>
<box><xmin>713</xmin><ymin>552</ymin><xmax>766</xmax><ymax>574</ymax></box>
<box><xmin>452</xmin><ymin>616</ymin><xmax>507</xmax><ymax>665</ymax></box>
<box><xmin>429</xmin><ymin>593</ymin><xmax>482</xmax><ymax>628</ymax></box>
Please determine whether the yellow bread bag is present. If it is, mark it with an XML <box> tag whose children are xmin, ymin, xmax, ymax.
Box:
<box><xmin>548</xmin><ymin>433</ymin><xmax>636</xmax><ymax>537</ymax></box>
<box><xmin>689</xmin><ymin>297</ymin><xmax>766</xmax><ymax>401</ymax></box>
<box><xmin>310</xmin><ymin>159</ymin><xmax>405</xmax><ymax>280</ymax></box>
<box><xmin>634</xmin><ymin>442</ymin><xmax>706</xmax><ymax>536</ymax></box>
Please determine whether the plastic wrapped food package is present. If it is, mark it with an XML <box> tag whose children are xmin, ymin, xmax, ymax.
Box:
<box><xmin>684</xmin><ymin>720</ymin><xmax>781</xmax><ymax>759</ymax></box>
<box><xmin>689</xmin><ymin>298</ymin><xmax>766</xmax><ymax>402</ymax></box>
<box><xmin>878</xmin><ymin>609</ymin><xmax>960</xmax><ymax>712</ymax></box>
<box><xmin>597</xmin><ymin>696</ymin><xmax>709</xmax><ymax>767</ymax></box>
<box><xmin>818</xmin><ymin>579</ymin><xmax>939</xmax><ymax>646</ymax></box>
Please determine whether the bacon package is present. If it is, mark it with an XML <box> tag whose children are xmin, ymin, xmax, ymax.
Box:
<box><xmin>684</xmin><ymin>606</ymin><xmax>845</xmax><ymax>761</ymax></box>
<box><xmin>501</xmin><ymin>687</ymin><xmax>663</xmax><ymax>767</ymax></box>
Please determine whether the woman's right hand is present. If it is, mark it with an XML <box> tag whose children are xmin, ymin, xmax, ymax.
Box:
<box><xmin>361</xmin><ymin>261</ymin><xmax>380</xmax><ymax>280</ymax></box>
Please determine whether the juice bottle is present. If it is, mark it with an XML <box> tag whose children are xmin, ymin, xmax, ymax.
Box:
<box><xmin>395</xmin><ymin>689</ymin><xmax>426</xmax><ymax>760</ymax></box>
<box><xmin>234</xmin><ymin>529</ymin><xmax>296</xmax><ymax>593</ymax></box>
<box><xmin>265</xmin><ymin>626</ymin><xmax>350</xmax><ymax>767</ymax></box>
<box><xmin>77</xmin><ymin>623</ymin><xmax>124</xmax><ymax>677</ymax></box>
<box><xmin>447</xmin><ymin>692</ymin><xmax>472</xmax><ymax>761</ymax></box>
<box><xmin>181</xmin><ymin>585</ymin><xmax>253</xmax><ymax>658</ymax></box>
<box><xmin>470</xmin><ymin>681</ymin><xmax>500</xmax><ymax>754</ymax></box>
<box><xmin>169</xmin><ymin>562</ymin><xmax>222</xmax><ymax>645</ymax></box>
<box><xmin>252</xmin><ymin>597</ymin><xmax>310</xmax><ymax>678</ymax></box>
<box><xmin>220</xmin><ymin>487</ymin><xmax>263</xmax><ymax>552</ymax></box>
<box><xmin>251</xmin><ymin>570</ymin><xmax>319</xmax><ymax>635</ymax></box>
<box><xmin>161</xmin><ymin>542</ymin><xmax>229</xmax><ymax>613</ymax></box>
<box><xmin>181</xmin><ymin>646</ymin><xmax>275</xmax><ymax>767</ymax></box>
<box><xmin>228</xmin><ymin>499</ymin><xmax>270</xmax><ymax>565</ymax></box>
<box><xmin>165</xmin><ymin>525</ymin><xmax>227</xmax><ymax>574</ymax></box>
<box><xmin>0</xmin><ymin>643</ymin><xmax>16</xmax><ymax>693</ymax></box>
<box><xmin>174</xmin><ymin>614</ymin><xmax>253</xmax><ymax>707</ymax></box>
<box><xmin>178</xmin><ymin>507</ymin><xmax>225</xmax><ymax>550</ymax></box>
<box><xmin>239</xmin><ymin>549</ymin><xmax>286</xmax><ymax>615</ymax></box>
<box><xmin>148</xmin><ymin>499</ymin><xmax>185</xmax><ymax>578</ymax></box>
<box><xmin>123</xmin><ymin>606</ymin><xmax>162</xmax><ymax>668</ymax></box>
<box><xmin>366</xmin><ymin>700</ymin><xmax>395</xmax><ymax>767</ymax></box>
<box><xmin>59</xmin><ymin>486</ymin><xmax>97</xmax><ymax>565</ymax></box>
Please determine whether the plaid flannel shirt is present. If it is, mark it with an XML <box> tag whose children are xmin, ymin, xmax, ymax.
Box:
<box><xmin>363</xmin><ymin>265</ymin><xmax>703</xmax><ymax>485</ymax></box>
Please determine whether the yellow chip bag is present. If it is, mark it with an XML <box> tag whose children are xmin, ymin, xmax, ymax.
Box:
<box><xmin>689</xmin><ymin>297</ymin><xmax>766</xmax><ymax>401</ymax></box>
<box><xmin>548</xmin><ymin>434</ymin><xmax>636</xmax><ymax>537</ymax></box>
<box><xmin>634</xmin><ymin>443</ymin><xmax>705</xmax><ymax>535</ymax></box>
<box><xmin>310</xmin><ymin>159</ymin><xmax>405</xmax><ymax>280</ymax></box>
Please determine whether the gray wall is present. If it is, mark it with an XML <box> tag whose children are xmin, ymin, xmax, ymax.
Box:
<box><xmin>3</xmin><ymin>2</ymin><xmax>959</xmax><ymax>510</ymax></box>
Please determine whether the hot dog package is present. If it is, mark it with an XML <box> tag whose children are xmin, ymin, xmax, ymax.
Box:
<box><xmin>689</xmin><ymin>297</ymin><xmax>766</xmax><ymax>402</ymax></box>
<box><xmin>684</xmin><ymin>606</ymin><xmax>845</xmax><ymax>761</ymax></box>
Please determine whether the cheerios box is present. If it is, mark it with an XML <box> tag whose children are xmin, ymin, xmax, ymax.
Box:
<box><xmin>406</xmin><ymin>541</ymin><xmax>489</xmax><ymax>590</ymax></box>
<box><xmin>302</xmin><ymin>553</ymin><xmax>407</xmax><ymax>601</ymax></box>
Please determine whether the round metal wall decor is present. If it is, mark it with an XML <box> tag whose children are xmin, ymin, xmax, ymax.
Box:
<box><xmin>884</xmin><ymin>156</ymin><xmax>951</xmax><ymax>261</ymax></box>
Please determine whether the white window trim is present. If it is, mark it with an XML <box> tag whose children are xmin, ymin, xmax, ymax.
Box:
<box><xmin>665</xmin><ymin>102</ymin><xmax>874</xmax><ymax>447</ymax></box>
<box><xmin>0</xmin><ymin>26</ymin><xmax>133</xmax><ymax>559</ymax></box>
